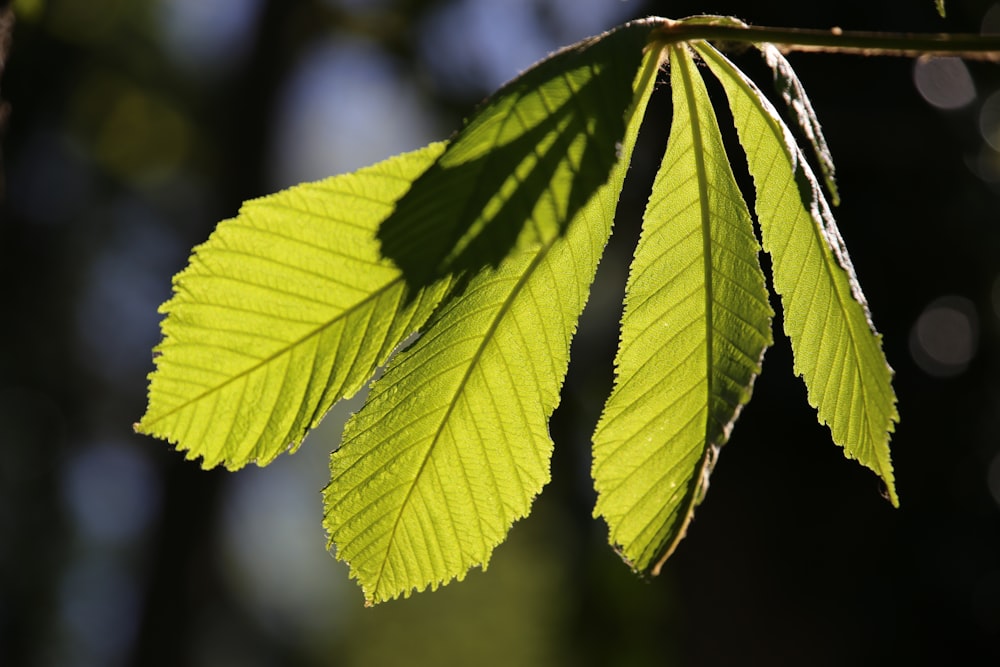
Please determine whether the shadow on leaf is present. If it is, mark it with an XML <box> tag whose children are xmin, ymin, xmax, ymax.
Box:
<box><xmin>377</xmin><ymin>22</ymin><xmax>652</xmax><ymax>294</ymax></box>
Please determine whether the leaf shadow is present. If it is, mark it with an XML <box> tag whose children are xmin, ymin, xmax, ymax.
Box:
<box><xmin>376</xmin><ymin>28</ymin><xmax>645</xmax><ymax>297</ymax></box>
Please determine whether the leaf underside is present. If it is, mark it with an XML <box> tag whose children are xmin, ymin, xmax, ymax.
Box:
<box><xmin>696</xmin><ymin>42</ymin><xmax>898</xmax><ymax>505</ymax></box>
<box><xmin>138</xmin><ymin>14</ymin><xmax>902</xmax><ymax>604</ymax></box>
<box><xmin>378</xmin><ymin>19</ymin><xmax>655</xmax><ymax>290</ymax></box>
<box><xmin>323</xmin><ymin>20</ymin><xmax>663</xmax><ymax>604</ymax></box>
<box><xmin>592</xmin><ymin>44</ymin><xmax>773</xmax><ymax>575</ymax></box>
<box><xmin>136</xmin><ymin>143</ymin><xmax>453</xmax><ymax>469</ymax></box>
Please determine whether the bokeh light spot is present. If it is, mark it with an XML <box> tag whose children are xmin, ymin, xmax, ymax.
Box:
<box><xmin>982</xmin><ymin>2</ymin><xmax>1000</xmax><ymax>35</ymax></box>
<box><xmin>913</xmin><ymin>57</ymin><xmax>976</xmax><ymax>111</ymax></box>
<box><xmin>418</xmin><ymin>0</ymin><xmax>635</xmax><ymax>97</ymax></box>
<box><xmin>62</xmin><ymin>441</ymin><xmax>162</xmax><ymax>546</ymax></box>
<box><xmin>545</xmin><ymin>0</ymin><xmax>650</xmax><ymax>43</ymax></box>
<box><xmin>95</xmin><ymin>90</ymin><xmax>192</xmax><ymax>186</ymax></box>
<box><xmin>155</xmin><ymin>0</ymin><xmax>264</xmax><ymax>77</ymax></box>
<box><xmin>970</xmin><ymin>143</ymin><xmax>1000</xmax><ymax>185</ymax></box>
<box><xmin>13</xmin><ymin>0</ymin><xmax>43</xmax><ymax>22</ymax></box>
<box><xmin>74</xmin><ymin>204</ymin><xmax>184</xmax><ymax>384</ymax></box>
<box><xmin>980</xmin><ymin>90</ymin><xmax>1000</xmax><ymax>152</ymax></box>
<box><xmin>47</xmin><ymin>0</ymin><xmax>133</xmax><ymax>45</ymax></box>
<box><xmin>420</xmin><ymin>0</ymin><xmax>559</xmax><ymax>95</ymax></box>
<box><xmin>269</xmin><ymin>37</ymin><xmax>440</xmax><ymax>187</ymax></box>
<box><xmin>909</xmin><ymin>295</ymin><xmax>979</xmax><ymax>377</ymax></box>
<box><xmin>218</xmin><ymin>406</ymin><xmax>359</xmax><ymax>642</ymax></box>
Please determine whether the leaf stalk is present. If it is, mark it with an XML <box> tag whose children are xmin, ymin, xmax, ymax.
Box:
<box><xmin>653</xmin><ymin>17</ymin><xmax>1000</xmax><ymax>61</ymax></box>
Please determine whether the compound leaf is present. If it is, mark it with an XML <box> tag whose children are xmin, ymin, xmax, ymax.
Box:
<box><xmin>593</xmin><ymin>44</ymin><xmax>773</xmax><ymax>575</ymax></box>
<box><xmin>139</xmin><ymin>13</ymin><xmax>907</xmax><ymax>606</ymax></box>
<box><xmin>136</xmin><ymin>143</ymin><xmax>454</xmax><ymax>469</ymax></box>
<box><xmin>323</xmin><ymin>24</ymin><xmax>663</xmax><ymax>604</ymax></box>
<box><xmin>697</xmin><ymin>42</ymin><xmax>898</xmax><ymax>505</ymax></box>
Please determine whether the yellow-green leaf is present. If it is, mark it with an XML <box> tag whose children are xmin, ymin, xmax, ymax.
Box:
<box><xmin>593</xmin><ymin>44</ymin><xmax>773</xmax><ymax>575</ymax></box>
<box><xmin>324</xmin><ymin>22</ymin><xmax>664</xmax><ymax>603</ymax></box>
<box><xmin>136</xmin><ymin>144</ymin><xmax>453</xmax><ymax>469</ymax></box>
<box><xmin>697</xmin><ymin>42</ymin><xmax>899</xmax><ymax>505</ymax></box>
<box><xmin>378</xmin><ymin>20</ymin><xmax>659</xmax><ymax>289</ymax></box>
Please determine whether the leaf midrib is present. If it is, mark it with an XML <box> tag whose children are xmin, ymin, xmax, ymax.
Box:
<box><xmin>699</xmin><ymin>43</ymin><xmax>888</xmax><ymax>449</ymax></box>
<box><xmin>366</xmin><ymin>62</ymin><xmax>620</xmax><ymax>598</ymax></box>
<box><xmin>143</xmin><ymin>275</ymin><xmax>414</xmax><ymax>428</ymax></box>
<box><xmin>698</xmin><ymin>43</ymin><xmax>894</xmax><ymax>492</ymax></box>
<box><xmin>653</xmin><ymin>45</ymin><xmax>715</xmax><ymax>571</ymax></box>
<box><xmin>763</xmin><ymin>103</ymin><xmax>886</xmax><ymax>450</ymax></box>
<box><xmin>370</xmin><ymin>243</ymin><xmax>554</xmax><ymax>598</ymax></box>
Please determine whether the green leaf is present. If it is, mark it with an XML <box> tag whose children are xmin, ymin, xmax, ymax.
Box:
<box><xmin>936</xmin><ymin>0</ymin><xmax>947</xmax><ymax>18</ymax></box>
<box><xmin>696</xmin><ymin>42</ymin><xmax>899</xmax><ymax>505</ymax></box>
<box><xmin>323</xmin><ymin>24</ymin><xmax>664</xmax><ymax>604</ymax></box>
<box><xmin>136</xmin><ymin>143</ymin><xmax>454</xmax><ymax>469</ymax></box>
<box><xmin>758</xmin><ymin>43</ymin><xmax>839</xmax><ymax>206</ymax></box>
<box><xmin>377</xmin><ymin>20</ymin><xmax>660</xmax><ymax>289</ymax></box>
<box><xmin>592</xmin><ymin>44</ymin><xmax>773</xmax><ymax>575</ymax></box>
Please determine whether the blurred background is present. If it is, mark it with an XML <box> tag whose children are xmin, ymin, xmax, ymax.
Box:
<box><xmin>2</xmin><ymin>0</ymin><xmax>999</xmax><ymax>665</ymax></box>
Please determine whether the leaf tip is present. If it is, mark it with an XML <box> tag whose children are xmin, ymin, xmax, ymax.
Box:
<box><xmin>878</xmin><ymin>460</ymin><xmax>900</xmax><ymax>508</ymax></box>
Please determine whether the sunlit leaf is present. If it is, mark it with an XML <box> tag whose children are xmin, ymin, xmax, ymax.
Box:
<box><xmin>138</xmin><ymin>13</ymin><xmax>912</xmax><ymax>604</ymax></box>
<box><xmin>378</xmin><ymin>20</ymin><xmax>658</xmax><ymax>289</ymax></box>
<box><xmin>324</xmin><ymin>22</ymin><xmax>663</xmax><ymax>604</ymax></box>
<box><xmin>593</xmin><ymin>44</ymin><xmax>773</xmax><ymax>575</ymax></box>
<box><xmin>696</xmin><ymin>42</ymin><xmax>898</xmax><ymax>505</ymax></box>
<box><xmin>136</xmin><ymin>144</ymin><xmax>453</xmax><ymax>469</ymax></box>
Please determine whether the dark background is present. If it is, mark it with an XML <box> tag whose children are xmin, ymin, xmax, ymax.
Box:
<box><xmin>2</xmin><ymin>0</ymin><xmax>999</xmax><ymax>665</ymax></box>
